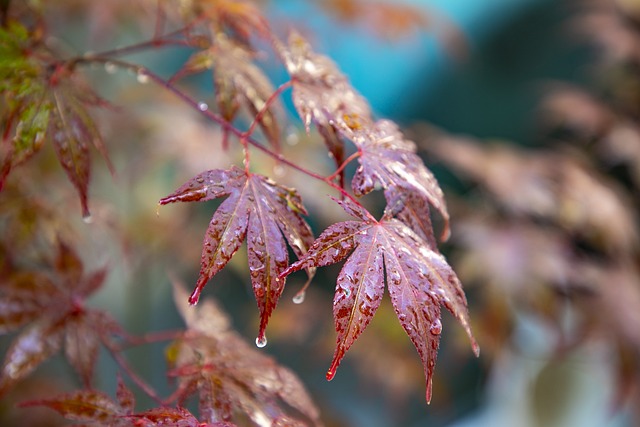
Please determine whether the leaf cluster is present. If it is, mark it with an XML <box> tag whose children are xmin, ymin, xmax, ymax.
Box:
<box><xmin>0</xmin><ymin>0</ymin><xmax>479</xmax><ymax>425</ymax></box>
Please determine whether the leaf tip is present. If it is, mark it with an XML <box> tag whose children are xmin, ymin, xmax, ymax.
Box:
<box><xmin>440</xmin><ymin>222</ymin><xmax>451</xmax><ymax>242</ymax></box>
<box><xmin>471</xmin><ymin>338</ymin><xmax>480</xmax><ymax>358</ymax></box>
<box><xmin>426</xmin><ymin>376</ymin><xmax>433</xmax><ymax>404</ymax></box>
<box><xmin>187</xmin><ymin>290</ymin><xmax>200</xmax><ymax>306</ymax></box>
<box><xmin>326</xmin><ymin>346</ymin><xmax>344</xmax><ymax>381</ymax></box>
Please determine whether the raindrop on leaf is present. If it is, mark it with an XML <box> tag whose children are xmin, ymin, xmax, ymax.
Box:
<box><xmin>429</xmin><ymin>319</ymin><xmax>442</xmax><ymax>335</ymax></box>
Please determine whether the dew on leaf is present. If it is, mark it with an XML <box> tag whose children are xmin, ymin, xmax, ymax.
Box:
<box><xmin>429</xmin><ymin>319</ymin><xmax>442</xmax><ymax>335</ymax></box>
<box><xmin>82</xmin><ymin>214</ymin><xmax>93</xmax><ymax>224</ymax></box>
<box><xmin>198</xmin><ymin>102</ymin><xmax>209</xmax><ymax>111</ymax></box>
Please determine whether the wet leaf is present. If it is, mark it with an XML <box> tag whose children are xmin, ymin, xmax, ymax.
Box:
<box><xmin>125</xmin><ymin>406</ymin><xmax>200</xmax><ymax>427</ymax></box>
<box><xmin>277</xmin><ymin>31</ymin><xmax>371</xmax><ymax>136</ymax></box>
<box><xmin>282</xmin><ymin>197</ymin><xmax>478</xmax><ymax>403</ymax></box>
<box><xmin>48</xmin><ymin>76</ymin><xmax>114</xmax><ymax>218</ymax></box>
<box><xmin>352</xmin><ymin>120</ymin><xmax>449</xmax><ymax>240</ymax></box>
<box><xmin>0</xmin><ymin>321</ymin><xmax>64</xmax><ymax>394</ymax></box>
<box><xmin>159</xmin><ymin>167</ymin><xmax>314</xmax><ymax>340</ymax></box>
<box><xmin>64</xmin><ymin>312</ymin><xmax>101</xmax><ymax>388</ymax></box>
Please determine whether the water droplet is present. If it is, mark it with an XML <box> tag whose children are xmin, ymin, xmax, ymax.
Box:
<box><xmin>136</xmin><ymin>69</ymin><xmax>149</xmax><ymax>84</ymax></box>
<box><xmin>429</xmin><ymin>319</ymin><xmax>442</xmax><ymax>335</ymax></box>
<box><xmin>82</xmin><ymin>214</ymin><xmax>93</xmax><ymax>224</ymax></box>
<box><xmin>292</xmin><ymin>291</ymin><xmax>305</xmax><ymax>304</ymax></box>
<box><xmin>255</xmin><ymin>335</ymin><xmax>268</xmax><ymax>348</ymax></box>
<box><xmin>286</xmin><ymin>131</ymin><xmax>299</xmax><ymax>146</ymax></box>
<box><xmin>104</xmin><ymin>61</ymin><xmax>117</xmax><ymax>74</ymax></box>
<box><xmin>195</xmin><ymin>176</ymin><xmax>205</xmax><ymax>183</ymax></box>
<box><xmin>198</xmin><ymin>102</ymin><xmax>208</xmax><ymax>111</ymax></box>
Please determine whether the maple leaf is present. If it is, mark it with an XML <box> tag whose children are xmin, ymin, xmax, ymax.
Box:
<box><xmin>159</xmin><ymin>166</ymin><xmax>315</xmax><ymax>342</ymax></box>
<box><xmin>277</xmin><ymin>34</ymin><xmax>447</xmax><ymax>241</ymax></box>
<box><xmin>350</xmin><ymin>119</ymin><xmax>450</xmax><ymax>240</ymax></box>
<box><xmin>19</xmin><ymin>389</ymin><xmax>128</xmax><ymax>425</ymax></box>
<box><xmin>281</xmin><ymin>197</ymin><xmax>478</xmax><ymax>403</ymax></box>
<box><xmin>428</xmin><ymin>134</ymin><xmax>637</xmax><ymax>254</ymax></box>
<box><xmin>277</xmin><ymin>31</ymin><xmax>372</xmax><ymax>137</ymax></box>
<box><xmin>0</xmin><ymin>241</ymin><xmax>118</xmax><ymax>394</ymax></box>
<box><xmin>275</xmin><ymin>31</ymin><xmax>371</xmax><ymax>189</ymax></box>
<box><xmin>0</xmin><ymin>22</ymin><xmax>113</xmax><ymax>217</ymax></box>
<box><xmin>179</xmin><ymin>34</ymin><xmax>281</xmax><ymax>150</ymax></box>
<box><xmin>168</xmin><ymin>282</ymin><xmax>321</xmax><ymax>426</ymax></box>
<box><xmin>181</xmin><ymin>0</ymin><xmax>270</xmax><ymax>41</ymax></box>
<box><xmin>125</xmin><ymin>407</ymin><xmax>202</xmax><ymax>427</ymax></box>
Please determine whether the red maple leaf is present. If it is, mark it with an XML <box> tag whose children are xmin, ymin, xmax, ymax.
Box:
<box><xmin>0</xmin><ymin>241</ymin><xmax>118</xmax><ymax>394</ymax></box>
<box><xmin>350</xmin><ymin>119</ymin><xmax>450</xmax><ymax>240</ymax></box>
<box><xmin>178</xmin><ymin>35</ymin><xmax>281</xmax><ymax>150</ymax></box>
<box><xmin>281</xmin><ymin>197</ymin><xmax>478</xmax><ymax>403</ymax></box>
<box><xmin>168</xmin><ymin>282</ymin><xmax>320</xmax><ymax>426</ymax></box>
<box><xmin>159</xmin><ymin>166</ymin><xmax>315</xmax><ymax>342</ymax></box>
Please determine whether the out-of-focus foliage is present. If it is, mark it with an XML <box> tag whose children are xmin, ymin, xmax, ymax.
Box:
<box><xmin>421</xmin><ymin>0</ymin><xmax>640</xmax><ymax>422</ymax></box>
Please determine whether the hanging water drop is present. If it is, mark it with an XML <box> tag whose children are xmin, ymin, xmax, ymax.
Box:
<box><xmin>82</xmin><ymin>214</ymin><xmax>93</xmax><ymax>224</ymax></box>
<box><xmin>286</xmin><ymin>131</ymin><xmax>299</xmax><ymax>146</ymax></box>
<box><xmin>255</xmin><ymin>335</ymin><xmax>268</xmax><ymax>348</ymax></box>
<box><xmin>273</xmin><ymin>164</ymin><xmax>285</xmax><ymax>177</ymax></box>
<box><xmin>198</xmin><ymin>102</ymin><xmax>208</xmax><ymax>111</ymax></box>
<box><xmin>292</xmin><ymin>291</ymin><xmax>306</xmax><ymax>304</ymax></box>
<box><xmin>104</xmin><ymin>61</ymin><xmax>118</xmax><ymax>74</ymax></box>
<box><xmin>136</xmin><ymin>69</ymin><xmax>149</xmax><ymax>84</ymax></box>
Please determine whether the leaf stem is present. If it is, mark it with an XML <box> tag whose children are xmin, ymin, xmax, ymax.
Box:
<box><xmin>242</xmin><ymin>80</ymin><xmax>292</xmax><ymax>139</ymax></box>
<box><xmin>114</xmin><ymin>329</ymin><xmax>185</xmax><ymax>352</ymax></box>
<box><xmin>104</xmin><ymin>339</ymin><xmax>165</xmax><ymax>406</ymax></box>
<box><xmin>81</xmin><ymin>18</ymin><xmax>208</xmax><ymax>60</ymax></box>
<box><xmin>325</xmin><ymin>151</ymin><xmax>360</xmax><ymax>183</ymax></box>
<box><xmin>69</xmin><ymin>57</ymin><xmax>368</xmax><ymax>215</ymax></box>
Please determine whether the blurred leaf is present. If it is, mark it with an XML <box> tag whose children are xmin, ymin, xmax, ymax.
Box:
<box><xmin>0</xmin><ymin>241</ymin><xmax>113</xmax><ymax>394</ymax></box>
<box><xmin>180</xmin><ymin>34</ymin><xmax>281</xmax><ymax>150</ymax></box>
<box><xmin>20</xmin><ymin>390</ymin><xmax>124</xmax><ymax>423</ymax></box>
<box><xmin>429</xmin><ymin>134</ymin><xmax>638</xmax><ymax>254</ymax></box>
<box><xmin>169</xmin><ymin>282</ymin><xmax>321</xmax><ymax>426</ymax></box>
